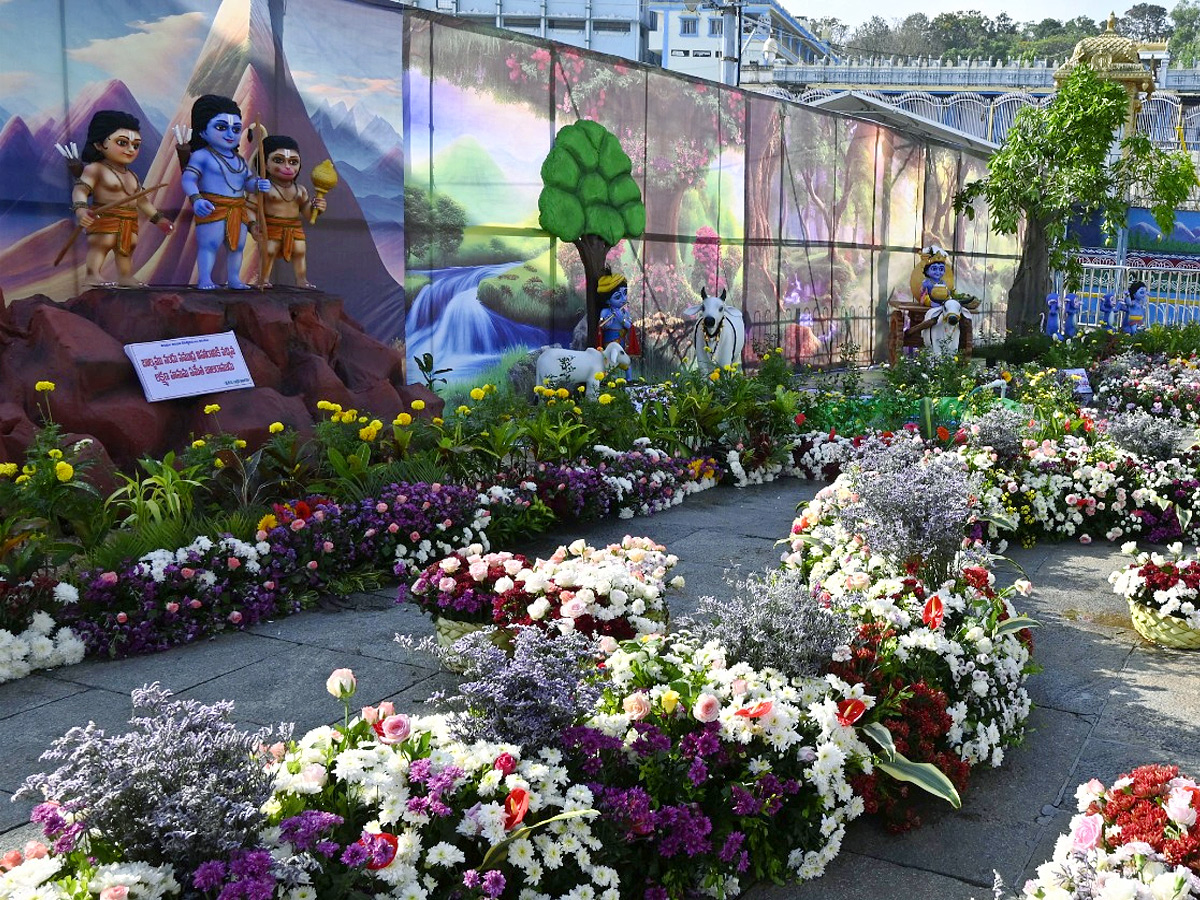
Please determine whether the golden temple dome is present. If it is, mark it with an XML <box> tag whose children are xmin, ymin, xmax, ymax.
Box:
<box><xmin>1054</xmin><ymin>12</ymin><xmax>1153</xmax><ymax>95</ymax></box>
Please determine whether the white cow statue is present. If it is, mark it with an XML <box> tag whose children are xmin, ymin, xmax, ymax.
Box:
<box><xmin>534</xmin><ymin>341</ymin><xmax>631</xmax><ymax>399</ymax></box>
<box><xmin>684</xmin><ymin>287</ymin><xmax>746</xmax><ymax>374</ymax></box>
<box><xmin>917</xmin><ymin>297</ymin><xmax>971</xmax><ymax>357</ymax></box>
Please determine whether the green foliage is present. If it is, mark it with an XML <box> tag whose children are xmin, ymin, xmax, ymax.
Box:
<box><xmin>414</xmin><ymin>352</ymin><xmax>452</xmax><ymax>391</ymax></box>
<box><xmin>955</xmin><ymin>64</ymin><xmax>1197</xmax><ymax>290</ymax></box>
<box><xmin>404</xmin><ymin>185</ymin><xmax>468</xmax><ymax>262</ymax></box>
<box><xmin>538</xmin><ymin>121</ymin><xmax>645</xmax><ymax>247</ymax></box>
<box><xmin>105</xmin><ymin>452</ymin><xmax>204</xmax><ymax>528</ymax></box>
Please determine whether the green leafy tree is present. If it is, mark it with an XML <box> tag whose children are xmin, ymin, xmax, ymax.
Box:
<box><xmin>955</xmin><ymin>64</ymin><xmax>1196</xmax><ymax>330</ymax></box>
<box><xmin>1169</xmin><ymin>0</ymin><xmax>1200</xmax><ymax>65</ymax></box>
<box><xmin>404</xmin><ymin>185</ymin><xmax>468</xmax><ymax>263</ymax></box>
<box><xmin>1119</xmin><ymin>3</ymin><xmax>1173</xmax><ymax>39</ymax></box>
<box><xmin>538</xmin><ymin>120</ymin><xmax>646</xmax><ymax>347</ymax></box>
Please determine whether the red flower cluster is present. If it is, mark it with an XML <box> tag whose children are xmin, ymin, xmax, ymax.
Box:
<box><xmin>1087</xmin><ymin>764</ymin><xmax>1200</xmax><ymax>871</ymax></box>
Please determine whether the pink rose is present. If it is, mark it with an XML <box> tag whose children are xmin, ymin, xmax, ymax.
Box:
<box><xmin>438</xmin><ymin>576</ymin><xmax>458</xmax><ymax>593</ymax></box>
<box><xmin>189</xmin><ymin>599</ymin><xmax>202</xmax><ymax>609</ymax></box>
<box><xmin>22</xmin><ymin>841</ymin><xmax>48</xmax><ymax>860</ymax></box>
<box><xmin>166</xmin><ymin>602</ymin><xmax>179</xmax><ymax>614</ymax></box>
<box><xmin>181</xmin><ymin>567</ymin><xmax>196</xmax><ymax>579</ymax></box>
<box><xmin>362</xmin><ymin>705</ymin><xmax>380</xmax><ymax>724</ymax></box>
<box><xmin>494</xmin><ymin>752</ymin><xmax>518</xmax><ymax>775</ymax></box>
<box><xmin>846</xmin><ymin>571</ymin><xmax>871</xmax><ymax>591</ymax></box>
<box><xmin>307</xmin><ymin>560</ymin><xmax>319</xmax><ymax>570</ymax></box>
<box><xmin>598</xmin><ymin>636</ymin><xmax>619</xmax><ymax>654</ymax></box>
<box><xmin>377</xmin><ymin>701</ymin><xmax>395</xmax><ymax>718</ymax></box>
<box><xmin>228</xmin><ymin>611</ymin><xmax>243</xmax><ymax>625</ymax></box>
<box><xmin>561</xmin><ymin>598</ymin><xmax>588</xmax><ymax>619</ymax></box>
<box><xmin>376</xmin><ymin>503</ymin><xmax>388</xmax><ymax>513</ymax></box>
<box><xmin>731</xmin><ymin>679</ymin><xmax>748</xmax><ymax>697</ymax></box>
<box><xmin>227</xmin><ymin>557</ymin><xmax>241</xmax><ymax>569</ymax></box>
<box><xmin>692</xmin><ymin>693</ymin><xmax>721</xmax><ymax>723</ymax></box>
<box><xmin>440</xmin><ymin>557</ymin><xmax>461</xmax><ymax>573</ymax></box>
<box><xmin>263</xmin><ymin>581</ymin><xmax>276</xmax><ymax>591</ymax></box>
<box><xmin>116</xmin><ymin>612</ymin><xmax>128</xmax><ymax>624</ymax></box>
<box><xmin>323</xmin><ymin>541</ymin><xmax>334</xmax><ymax>552</ymax></box>
<box><xmin>623</xmin><ymin>692</ymin><xmax>652</xmax><ymax>720</ymax></box>
<box><xmin>378</xmin><ymin>714</ymin><xmax>412</xmax><ymax>745</ymax></box>
<box><xmin>410</xmin><ymin>531</ymin><xmax>422</xmax><ymax>542</ymax></box>
<box><xmin>1079</xmin><ymin>534</ymin><xmax>1093</xmax><ymax>545</ymax></box>
<box><xmin>100</xmin><ymin>886</ymin><xmax>129</xmax><ymax>900</ymax></box>
<box><xmin>387</xmin><ymin>523</ymin><xmax>399</xmax><ymax>534</ymax></box>
<box><xmin>1166</xmin><ymin>788</ymin><xmax>1198</xmax><ymax>827</ymax></box>
<box><xmin>99</xmin><ymin>571</ymin><xmax>118</xmax><ymax>586</ymax></box>
<box><xmin>325</xmin><ymin>668</ymin><xmax>357</xmax><ymax>699</ymax></box>
<box><xmin>290</xmin><ymin>519</ymin><xmax>306</xmax><ymax>532</ymax></box>
<box><xmin>1070</xmin><ymin>813</ymin><xmax>1104</xmax><ymax>852</ymax></box>
<box><xmin>469</xmin><ymin>561</ymin><xmax>489</xmax><ymax>581</ymax></box>
<box><xmin>1</xmin><ymin>849</ymin><xmax>22</xmax><ymax>870</ymax></box>
<box><xmin>256</xmin><ymin>530</ymin><xmax>268</xmax><ymax>541</ymax></box>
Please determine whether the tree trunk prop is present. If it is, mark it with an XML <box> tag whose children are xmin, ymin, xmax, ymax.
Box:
<box><xmin>575</xmin><ymin>233</ymin><xmax>611</xmax><ymax>349</ymax></box>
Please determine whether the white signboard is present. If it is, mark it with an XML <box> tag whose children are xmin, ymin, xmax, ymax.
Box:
<box><xmin>1062</xmin><ymin>367</ymin><xmax>1093</xmax><ymax>397</ymax></box>
<box><xmin>125</xmin><ymin>331</ymin><xmax>254</xmax><ymax>402</ymax></box>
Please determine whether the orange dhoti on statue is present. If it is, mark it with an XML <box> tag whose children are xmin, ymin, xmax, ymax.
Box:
<box><xmin>86</xmin><ymin>206</ymin><xmax>139</xmax><ymax>257</ymax></box>
<box><xmin>195</xmin><ymin>193</ymin><xmax>252</xmax><ymax>251</ymax></box>
<box><xmin>264</xmin><ymin>215</ymin><xmax>305</xmax><ymax>261</ymax></box>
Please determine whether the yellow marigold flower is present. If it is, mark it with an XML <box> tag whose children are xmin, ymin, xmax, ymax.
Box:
<box><xmin>316</xmin><ymin>400</ymin><xmax>334</xmax><ymax>411</ymax></box>
<box><xmin>257</xmin><ymin>513</ymin><xmax>278</xmax><ymax>532</ymax></box>
<box><xmin>556</xmin><ymin>388</ymin><xmax>570</xmax><ymax>400</ymax></box>
<box><xmin>234</xmin><ymin>439</ymin><xmax>246</xmax><ymax>449</ymax></box>
<box><xmin>592</xmin><ymin>372</ymin><xmax>603</xmax><ymax>382</ymax></box>
<box><xmin>573</xmin><ymin>406</ymin><xmax>582</xmax><ymax>414</ymax></box>
<box><xmin>394</xmin><ymin>413</ymin><xmax>413</xmax><ymax>426</ymax></box>
<box><xmin>343</xmin><ymin>409</ymin><xmax>358</xmax><ymax>421</ymax></box>
<box><xmin>54</xmin><ymin>461</ymin><xmax>73</xmax><ymax>482</ymax></box>
<box><xmin>606</xmin><ymin>381</ymin><xmax>616</xmax><ymax>388</ymax></box>
<box><xmin>357</xmin><ymin>415</ymin><xmax>368</xmax><ymax>424</ymax></box>
<box><xmin>432</xmin><ymin>416</ymin><xmax>444</xmax><ymax>426</ymax></box>
<box><xmin>269</xmin><ymin>422</ymin><xmax>284</xmax><ymax>434</ymax></box>
<box><xmin>599</xmin><ymin>393</ymin><xmax>613</xmax><ymax>405</ymax></box>
<box><xmin>21</xmin><ymin>464</ymin><xmax>36</xmax><ymax>475</ymax></box>
<box><xmin>661</xmin><ymin>689</ymin><xmax>680</xmax><ymax>714</ymax></box>
<box><xmin>470</xmin><ymin>387</ymin><xmax>485</xmax><ymax>401</ymax></box>
<box><xmin>1001</xmin><ymin>371</ymin><xmax>1012</xmax><ymax>382</ymax></box>
<box><xmin>35</xmin><ymin>381</ymin><xmax>56</xmax><ymax>392</ymax></box>
<box><xmin>411</xmin><ymin>399</ymin><xmax>426</xmax><ymax>411</ymax></box>
<box><xmin>709</xmin><ymin>370</ymin><xmax>720</xmax><ymax>381</ymax></box>
<box><xmin>15</xmin><ymin>474</ymin><xmax>30</xmax><ymax>484</ymax></box>
<box><xmin>0</xmin><ymin>463</ymin><xmax>17</xmax><ymax>478</ymax></box>
<box><xmin>214</xmin><ymin>458</ymin><xmax>225</xmax><ymax>468</ymax></box>
<box><xmin>547</xmin><ymin>398</ymin><xmax>557</xmax><ymax>406</ymax></box>
<box><xmin>456</xmin><ymin>405</ymin><xmax>471</xmax><ymax>416</ymax></box>
<box><xmin>370</xmin><ymin>419</ymin><xmax>382</xmax><ymax>430</ymax></box>
<box><xmin>192</xmin><ymin>439</ymin><xmax>206</xmax><ymax>449</ymax></box>
<box><xmin>47</xmin><ymin>449</ymin><xmax>63</xmax><ymax>459</ymax></box>
<box><xmin>359</xmin><ymin>425</ymin><xmax>377</xmax><ymax>441</ymax></box>
<box><xmin>615</xmin><ymin>378</ymin><xmax>627</xmax><ymax>386</ymax></box>
<box><xmin>204</xmin><ymin>403</ymin><xmax>221</xmax><ymax>415</ymax></box>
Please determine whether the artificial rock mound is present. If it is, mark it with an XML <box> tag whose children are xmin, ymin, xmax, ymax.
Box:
<box><xmin>0</xmin><ymin>287</ymin><xmax>440</xmax><ymax>466</ymax></box>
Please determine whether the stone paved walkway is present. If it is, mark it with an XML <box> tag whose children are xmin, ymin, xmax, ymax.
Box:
<box><xmin>3</xmin><ymin>480</ymin><xmax>1197</xmax><ymax>900</ymax></box>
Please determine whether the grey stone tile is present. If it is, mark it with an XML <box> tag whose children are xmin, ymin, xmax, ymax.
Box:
<box><xmin>1022</xmin><ymin>618</ymin><xmax>1133</xmax><ymax>716</ymax></box>
<box><xmin>51</xmin><ymin>632</ymin><xmax>288</xmax><ymax>695</ymax></box>
<box><xmin>0</xmin><ymin>820</ymin><xmax>39</xmax><ymax>853</ymax></box>
<box><xmin>0</xmin><ymin>674</ymin><xmax>88</xmax><ymax>721</ymax></box>
<box><xmin>248</xmin><ymin>604</ymin><xmax>440</xmax><ymax>667</ymax></box>
<box><xmin>3</xmin><ymin>688</ymin><xmax>131</xmax><ymax>795</ymax></box>
<box><xmin>751</xmin><ymin>849</ymin><xmax>985</xmax><ymax>900</ymax></box>
<box><xmin>0</xmin><ymin>792</ymin><xmax>35</xmax><ymax>835</ymax></box>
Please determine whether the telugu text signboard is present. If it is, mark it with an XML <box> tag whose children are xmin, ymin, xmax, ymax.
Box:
<box><xmin>124</xmin><ymin>332</ymin><xmax>255</xmax><ymax>402</ymax></box>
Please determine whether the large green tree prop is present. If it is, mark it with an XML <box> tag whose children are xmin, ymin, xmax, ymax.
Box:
<box><xmin>955</xmin><ymin>64</ymin><xmax>1196</xmax><ymax>330</ymax></box>
<box><xmin>538</xmin><ymin>120</ymin><xmax>646</xmax><ymax>347</ymax></box>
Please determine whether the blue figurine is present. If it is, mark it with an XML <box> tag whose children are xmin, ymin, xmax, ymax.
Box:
<box><xmin>1062</xmin><ymin>292</ymin><xmax>1081</xmax><ymax>339</ymax></box>
<box><xmin>1098</xmin><ymin>292</ymin><xmax>1117</xmax><ymax>331</ymax></box>
<box><xmin>1120</xmin><ymin>281</ymin><xmax>1149</xmax><ymax>334</ymax></box>
<box><xmin>1044</xmin><ymin>293</ymin><xmax>1061</xmax><ymax>340</ymax></box>
<box><xmin>595</xmin><ymin>271</ymin><xmax>639</xmax><ymax>377</ymax></box>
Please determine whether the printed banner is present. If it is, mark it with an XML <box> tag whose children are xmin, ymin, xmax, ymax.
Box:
<box><xmin>124</xmin><ymin>331</ymin><xmax>254</xmax><ymax>402</ymax></box>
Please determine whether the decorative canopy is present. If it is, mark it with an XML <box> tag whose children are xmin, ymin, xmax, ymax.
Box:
<box><xmin>1054</xmin><ymin>13</ymin><xmax>1154</xmax><ymax>121</ymax></box>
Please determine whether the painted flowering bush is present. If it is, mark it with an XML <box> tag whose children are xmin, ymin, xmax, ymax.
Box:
<box><xmin>1110</xmin><ymin>542</ymin><xmax>1200</xmax><ymax>630</ymax></box>
<box><xmin>1014</xmin><ymin>765</ymin><xmax>1200</xmax><ymax>899</ymax></box>
<box><xmin>563</xmin><ymin>632</ymin><xmax>871</xmax><ymax>898</ymax></box>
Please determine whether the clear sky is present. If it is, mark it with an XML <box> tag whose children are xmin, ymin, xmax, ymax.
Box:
<box><xmin>801</xmin><ymin>0</ymin><xmax>1127</xmax><ymax>31</ymax></box>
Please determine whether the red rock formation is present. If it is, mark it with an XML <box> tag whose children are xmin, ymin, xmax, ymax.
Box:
<box><xmin>0</xmin><ymin>287</ymin><xmax>442</xmax><ymax>467</ymax></box>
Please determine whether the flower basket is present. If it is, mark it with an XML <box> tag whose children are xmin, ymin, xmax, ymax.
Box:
<box><xmin>1128</xmin><ymin>600</ymin><xmax>1200</xmax><ymax>650</ymax></box>
<box><xmin>433</xmin><ymin>616</ymin><xmax>513</xmax><ymax>671</ymax></box>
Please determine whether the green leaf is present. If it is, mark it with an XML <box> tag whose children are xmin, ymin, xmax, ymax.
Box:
<box><xmin>555</xmin><ymin>122</ymin><xmax>599</xmax><ymax>169</ymax></box>
<box><xmin>859</xmin><ymin>721</ymin><xmax>897</xmax><ymax>758</ymax></box>
<box><xmin>875</xmin><ymin>758</ymin><xmax>962</xmax><ymax>809</ymax></box>
<box><xmin>597</xmin><ymin>132</ymin><xmax>634</xmax><ymax>179</ymax></box>
<box><xmin>608</xmin><ymin>173</ymin><xmax>641</xmax><ymax>207</ymax></box>
<box><xmin>621</xmin><ymin>201</ymin><xmax>646</xmax><ymax>238</ymax></box>
<box><xmin>479</xmin><ymin>809</ymin><xmax>598</xmax><ymax>870</ymax></box>
<box><xmin>541</xmin><ymin>145</ymin><xmax>581</xmax><ymax>191</ymax></box>
<box><xmin>994</xmin><ymin>615</ymin><xmax>1038</xmax><ymax>639</ymax></box>
<box><xmin>538</xmin><ymin>187</ymin><xmax>585</xmax><ymax>242</ymax></box>
<box><xmin>578</xmin><ymin>172</ymin><xmax>608</xmax><ymax>206</ymax></box>
<box><xmin>584</xmin><ymin>204</ymin><xmax>624</xmax><ymax>246</ymax></box>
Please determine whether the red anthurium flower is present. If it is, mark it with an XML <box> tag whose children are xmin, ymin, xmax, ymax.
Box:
<box><xmin>923</xmin><ymin>594</ymin><xmax>945</xmax><ymax>629</ymax></box>
<box><xmin>794</xmin><ymin>413</ymin><xmax>807</xmax><ymax>426</ymax></box>
<box><xmin>359</xmin><ymin>831</ymin><xmax>399</xmax><ymax>870</ymax></box>
<box><xmin>836</xmin><ymin>698</ymin><xmax>866</xmax><ymax>727</ymax></box>
<box><xmin>504</xmin><ymin>787</ymin><xmax>530</xmax><ymax>830</ymax></box>
<box><xmin>936</xmin><ymin>425</ymin><xmax>950</xmax><ymax>441</ymax></box>
<box><xmin>828</xmin><ymin>427</ymin><xmax>837</xmax><ymax>441</ymax></box>
<box><xmin>734</xmin><ymin>700</ymin><xmax>774</xmax><ymax>719</ymax></box>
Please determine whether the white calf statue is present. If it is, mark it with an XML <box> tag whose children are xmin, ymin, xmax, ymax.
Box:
<box><xmin>684</xmin><ymin>287</ymin><xmax>746</xmax><ymax>374</ymax></box>
<box><xmin>535</xmin><ymin>341</ymin><xmax>631</xmax><ymax>400</ymax></box>
<box><xmin>919</xmin><ymin>298</ymin><xmax>971</xmax><ymax>357</ymax></box>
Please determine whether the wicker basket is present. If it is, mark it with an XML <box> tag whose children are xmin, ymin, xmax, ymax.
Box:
<box><xmin>1128</xmin><ymin>601</ymin><xmax>1200</xmax><ymax>650</ymax></box>
<box><xmin>433</xmin><ymin>617</ymin><xmax>513</xmax><ymax>671</ymax></box>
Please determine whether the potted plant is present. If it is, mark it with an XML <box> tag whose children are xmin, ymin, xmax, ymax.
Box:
<box><xmin>1109</xmin><ymin>539</ymin><xmax>1200</xmax><ymax>649</ymax></box>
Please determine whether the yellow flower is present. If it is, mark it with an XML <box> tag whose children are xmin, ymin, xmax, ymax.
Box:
<box><xmin>359</xmin><ymin>425</ymin><xmax>378</xmax><ymax>441</ymax></box>
<box><xmin>547</xmin><ymin>398</ymin><xmax>557</xmax><ymax>406</ymax></box>
<box><xmin>470</xmin><ymin>387</ymin><xmax>485</xmax><ymax>401</ymax></box>
<box><xmin>411</xmin><ymin>399</ymin><xmax>426</xmax><ymax>411</ymax></box>
<box><xmin>54</xmin><ymin>461</ymin><xmax>73</xmax><ymax>482</ymax></box>
<box><xmin>592</xmin><ymin>373</ymin><xmax>603</xmax><ymax>382</ymax></box>
<box><xmin>15</xmin><ymin>474</ymin><xmax>30</xmax><ymax>484</ymax></box>
<box><xmin>214</xmin><ymin>458</ymin><xmax>225</xmax><ymax>468</ymax></box>
<box><xmin>606</xmin><ymin>381</ymin><xmax>616</xmax><ymax>388</ymax></box>
<box><xmin>599</xmin><ymin>393</ymin><xmax>613</xmax><ymax>405</ymax></box>
<box><xmin>204</xmin><ymin>403</ymin><xmax>221</xmax><ymax>415</ymax></box>
<box><xmin>269</xmin><ymin>421</ymin><xmax>284</xmax><ymax>434</ymax></box>
<box><xmin>395</xmin><ymin>412</ymin><xmax>413</xmax><ymax>426</ymax></box>
<box><xmin>661</xmin><ymin>689</ymin><xmax>680</xmax><ymax>714</ymax></box>
<box><xmin>357</xmin><ymin>415</ymin><xmax>368</xmax><ymax>424</ymax></box>
<box><xmin>316</xmin><ymin>400</ymin><xmax>334</xmax><ymax>411</ymax></box>
<box><xmin>1001</xmin><ymin>371</ymin><xmax>1012</xmax><ymax>382</ymax></box>
<box><xmin>556</xmin><ymin>388</ymin><xmax>570</xmax><ymax>400</ymax></box>
<box><xmin>235</xmin><ymin>439</ymin><xmax>247</xmax><ymax>449</ymax></box>
<box><xmin>0</xmin><ymin>463</ymin><xmax>17</xmax><ymax>478</ymax></box>
<box><xmin>456</xmin><ymin>405</ymin><xmax>471</xmax><ymax>416</ymax></box>
<box><xmin>47</xmin><ymin>449</ymin><xmax>63</xmax><ymax>460</ymax></box>
<box><xmin>192</xmin><ymin>439</ymin><xmax>206</xmax><ymax>449</ymax></box>
<box><xmin>35</xmin><ymin>381</ymin><xmax>56</xmax><ymax>392</ymax></box>
<box><xmin>432</xmin><ymin>416</ymin><xmax>444</xmax><ymax>426</ymax></box>
<box><xmin>572</xmin><ymin>406</ymin><xmax>582</xmax><ymax>415</ymax></box>
<box><xmin>709</xmin><ymin>370</ymin><xmax>720</xmax><ymax>381</ymax></box>
<box><xmin>615</xmin><ymin>378</ymin><xmax>627</xmax><ymax>386</ymax></box>
<box><xmin>343</xmin><ymin>409</ymin><xmax>358</xmax><ymax>421</ymax></box>
<box><xmin>257</xmin><ymin>513</ymin><xmax>278</xmax><ymax>532</ymax></box>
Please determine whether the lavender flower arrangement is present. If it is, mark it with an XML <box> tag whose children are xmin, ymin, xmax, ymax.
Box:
<box><xmin>1104</xmin><ymin>409</ymin><xmax>1194</xmax><ymax>461</ymax></box>
<box><xmin>681</xmin><ymin>568</ymin><xmax>855</xmax><ymax>680</ymax></box>
<box><xmin>967</xmin><ymin>406</ymin><xmax>1031</xmax><ymax>459</ymax></box>
<box><xmin>17</xmin><ymin>683</ymin><xmax>291</xmax><ymax>876</ymax></box>
<box><xmin>444</xmin><ymin>625</ymin><xmax>602</xmax><ymax>746</ymax></box>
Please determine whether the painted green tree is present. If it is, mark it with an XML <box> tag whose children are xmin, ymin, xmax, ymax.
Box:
<box><xmin>538</xmin><ymin>120</ymin><xmax>646</xmax><ymax>347</ymax></box>
<box><xmin>955</xmin><ymin>64</ymin><xmax>1197</xmax><ymax>330</ymax></box>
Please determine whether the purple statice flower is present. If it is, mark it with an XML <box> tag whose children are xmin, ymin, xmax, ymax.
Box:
<box><xmin>315</xmin><ymin>840</ymin><xmax>339</xmax><ymax>858</ymax></box>
<box><xmin>51</xmin><ymin>822</ymin><xmax>84</xmax><ymax>855</ymax></box>
<box><xmin>562</xmin><ymin>725</ymin><xmax>626</xmax><ymax>776</ymax></box>
<box><xmin>29</xmin><ymin>802</ymin><xmax>67</xmax><ymax>838</ymax></box>
<box><xmin>654</xmin><ymin>803</ymin><xmax>713</xmax><ymax>858</ymax></box>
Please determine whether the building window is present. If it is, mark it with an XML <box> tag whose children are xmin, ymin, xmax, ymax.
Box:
<box><xmin>594</xmin><ymin>20</ymin><xmax>630</xmax><ymax>31</ymax></box>
<box><xmin>503</xmin><ymin>16</ymin><xmax>539</xmax><ymax>28</ymax></box>
<box><xmin>648</xmin><ymin>11</ymin><xmax>658</xmax><ymax>29</ymax></box>
<box><xmin>680</xmin><ymin>17</ymin><xmax>697</xmax><ymax>35</ymax></box>
<box><xmin>693</xmin><ymin>49</ymin><xmax>712</xmax><ymax>56</ymax></box>
<box><xmin>671</xmin><ymin>49</ymin><xmax>690</xmax><ymax>56</ymax></box>
<box><xmin>708</xmin><ymin>17</ymin><xmax>722</xmax><ymax>36</ymax></box>
<box><xmin>548</xmin><ymin>17</ymin><xmax>584</xmax><ymax>30</ymax></box>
